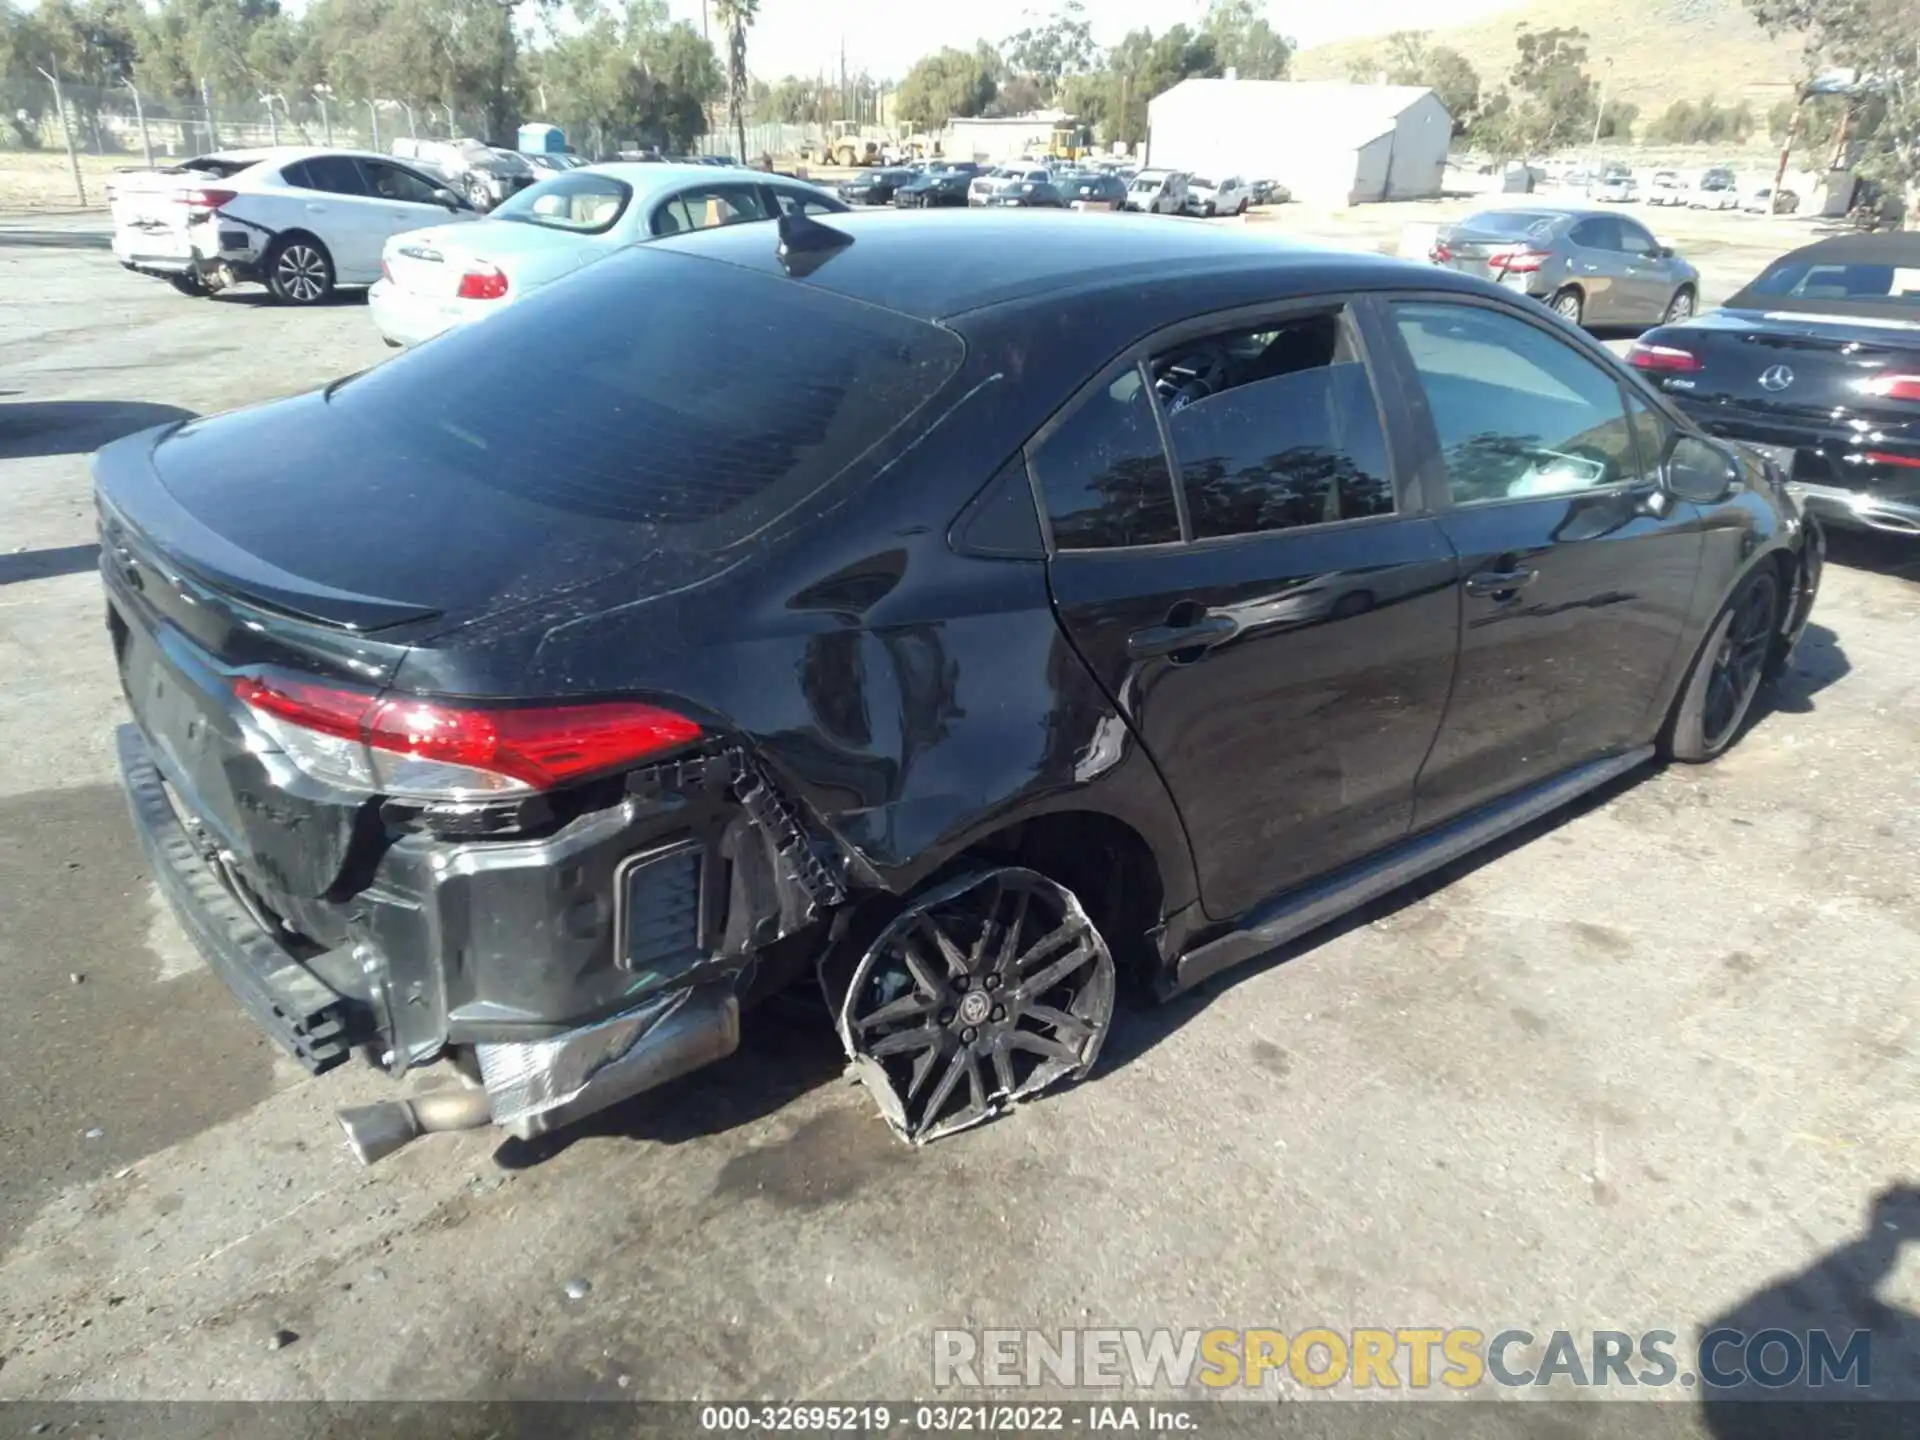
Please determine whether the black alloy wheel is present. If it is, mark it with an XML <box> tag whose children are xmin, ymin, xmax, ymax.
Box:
<box><xmin>1666</xmin><ymin>568</ymin><xmax>1781</xmax><ymax>762</ymax></box>
<box><xmin>835</xmin><ymin>868</ymin><xmax>1115</xmax><ymax>1144</ymax></box>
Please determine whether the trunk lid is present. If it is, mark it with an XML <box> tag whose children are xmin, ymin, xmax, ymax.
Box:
<box><xmin>384</xmin><ymin>218</ymin><xmax>593</xmax><ymax>299</ymax></box>
<box><xmin>1655</xmin><ymin>309</ymin><xmax>1920</xmax><ymax>429</ymax></box>
<box><xmin>108</xmin><ymin>155</ymin><xmax>260</xmax><ymax>258</ymax></box>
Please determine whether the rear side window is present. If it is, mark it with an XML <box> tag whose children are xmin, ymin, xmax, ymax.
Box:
<box><xmin>1392</xmin><ymin>301</ymin><xmax>1637</xmax><ymax>505</ymax></box>
<box><xmin>1157</xmin><ymin>311</ymin><xmax>1395</xmax><ymax>538</ymax></box>
<box><xmin>330</xmin><ymin>247</ymin><xmax>964</xmax><ymax>539</ymax></box>
<box><xmin>1033</xmin><ymin>365</ymin><xmax>1180</xmax><ymax>550</ymax></box>
<box><xmin>285</xmin><ymin>155</ymin><xmax>367</xmax><ymax>196</ymax></box>
<box><xmin>652</xmin><ymin>185</ymin><xmax>771</xmax><ymax>235</ymax></box>
<box><xmin>1746</xmin><ymin>260</ymin><xmax>1920</xmax><ymax>304</ymax></box>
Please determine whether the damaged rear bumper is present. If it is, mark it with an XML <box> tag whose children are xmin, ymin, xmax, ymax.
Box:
<box><xmin>116</xmin><ymin>721</ymin><xmax>793</xmax><ymax>1160</ymax></box>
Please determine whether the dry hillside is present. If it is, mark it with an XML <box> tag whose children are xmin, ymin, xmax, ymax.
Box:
<box><xmin>1293</xmin><ymin>0</ymin><xmax>1809</xmax><ymax>118</ymax></box>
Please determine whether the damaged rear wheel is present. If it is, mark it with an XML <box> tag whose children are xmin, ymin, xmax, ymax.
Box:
<box><xmin>833</xmin><ymin>867</ymin><xmax>1115</xmax><ymax>1144</ymax></box>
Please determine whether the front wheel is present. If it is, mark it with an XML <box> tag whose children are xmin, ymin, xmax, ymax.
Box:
<box><xmin>829</xmin><ymin>867</ymin><xmax>1115</xmax><ymax>1144</ymax></box>
<box><xmin>1663</xmin><ymin>287</ymin><xmax>1696</xmax><ymax>323</ymax></box>
<box><xmin>1664</xmin><ymin>567</ymin><xmax>1781</xmax><ymax>763</ymax></box>
<box><xmin>1236</xmin><ymin>198</ymin><xmax>1249</xmax><ymax>214</ymax></box>
<box><xmin>265</xmin><ymin>236</ymin><xmax>335</xmax><ymax>305</ymax></box>
<box><xmin>1550</xmin><ymin>287</ymin><xmax>1585</xmax><ymax>324</ymax></box>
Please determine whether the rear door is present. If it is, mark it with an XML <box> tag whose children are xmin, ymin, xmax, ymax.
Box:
<box><xmin>1565</xmin><ymin>216</ymin><xmax>1630</xmax><ymax>323</ymax></box>
<box><xmin>1379</xmin><ymin>297</ymin><xmax>1703</xmax><ymax>829</ymax></box>
<box><xmin>1037</xmin><ymin>299</ymin><xmax>1461</xmax><ymax>923</ymax></box>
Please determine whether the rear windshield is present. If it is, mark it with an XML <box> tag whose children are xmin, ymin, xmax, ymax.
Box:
<box><xmin>1459</xmin><ymin>210</ymin><xmax>1556</xmax><ymax>238</ymax></box>
<box><xmin>329</xmin><ymin>246</ymin><xmax>964</xmax><ymax>542</ymax></box>
<box><xmin>492</xmin><ymin>171</ymin><xmax>632</xmax><ymax>233</ymax></box>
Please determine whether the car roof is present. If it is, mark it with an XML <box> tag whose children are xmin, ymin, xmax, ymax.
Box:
<box><xmin>205</xmin><ymin>146</ymin><xmax>384</xmax><ymax>166</ymax></box>
<box><xmin>577</xmin><ymin>161</ymin><xmax>822</xmax><ymax>196</ymax></box>
<box><xmin>646</xmin><ymin>208</ymin><xmax>1426</xmax><ymax>321</ymax></box>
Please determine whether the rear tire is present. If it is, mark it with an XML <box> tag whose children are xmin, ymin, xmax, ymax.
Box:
<box><xmin>826</xmin><ymin>867</ymin><xmax>1115</xmax><ymax>1145</ymax></box>
<box><xmin>1663</xmin><ymin>567</ymin><xmax>1781</xmax><ymax>763</ymax></box>
<box><xmin>1550</xmin><ymin>287</ymin><xmax>1585</xmax><ymax>324</ymax></box>
<box><xmin>265</xmin><ymin>235</ymin><xmax>335</xmax><ymax>305</ymax></box>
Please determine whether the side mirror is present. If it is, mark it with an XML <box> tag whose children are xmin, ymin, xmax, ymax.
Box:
<box><xmin>1652</xmin><ymin>244</ymin><xmax>1675</xmax><ymax>259</ymax></box>
<box><xmin>433</xmin><ymin>187</ymin><xmax>464</xmax><ymax>210</ymax></box>
<box><xmin>1665</xmin><ymin>435</ymin><xmax>1739</xmax><ymax>505</ymax></box>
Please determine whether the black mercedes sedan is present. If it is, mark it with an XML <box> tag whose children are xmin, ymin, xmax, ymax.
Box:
<box><xmin>1631</xmin><ymin>232</ymin><xmax>1920</xmax><ymax>536</ymax></box>
<box><xmin>895</xmin><ymin>163</ymin><xmax>979</xmax><ymax>208</ymax></box>
<box><xmin>98</xmin><ymin>210</ymin><xmax>1821</xmax><ymax>1163</ymax></box>
<box><xmin>839</xmin><ymin>167</ymin><xmax>914</xmax><ymax>206</ymax></box>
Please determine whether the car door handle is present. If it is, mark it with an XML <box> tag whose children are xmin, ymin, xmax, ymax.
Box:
<box><xmin>305</xmin><ymin>203</ymin><xmax>326</xmax><ymax>212</ymax></box>
<box><xmin>1464</xmin><ymin>567</ymin><xmax>1539</xmax><ymax>599</ymax></box>
<box><xmin>1127</xmin><ymin>614</ymin><xmax>1239</xmax><ymax>661</ymax></box>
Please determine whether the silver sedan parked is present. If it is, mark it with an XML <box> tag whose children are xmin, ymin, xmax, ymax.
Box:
<box><xmin>1429</xmin><ymin>205</ymin><xmax>1699</xmax><ymax>327</ymax></box>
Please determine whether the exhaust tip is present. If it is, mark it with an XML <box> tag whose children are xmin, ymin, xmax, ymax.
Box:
<box><xmin>336</xmin><ymin>1101</ymin><xmax>423</xmax><ymax>1166</ymax></box>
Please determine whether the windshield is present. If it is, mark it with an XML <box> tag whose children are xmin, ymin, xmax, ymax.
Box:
<box><xmin>1191</xmin><ymin>178</ymin><xmax>1215</xmax><ymax>189</ymax></box>
<box><xmin>1129</xmin><ymin>177</ymin><xmax>1161</xmax><ymax>192</ymax></box>
<box><xmin>1742</xmin><ymin>259</ymin><xmax>1920</xmax><ymax>305</ymax></box>
<box><xmin>491</xmin><ymin>171</ymin><xmax>633</xmax><ymax>233</ymax></box>
<box><xmin>1458</xmin><ymin>210</ymin><xmax>1557</xmax><ymax>238</ymax></box>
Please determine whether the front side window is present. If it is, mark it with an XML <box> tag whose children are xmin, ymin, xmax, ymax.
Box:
<box><xmin>1393</xmin><ymin>301</ymin><xmax>1638</xmax><ymax>505</ymax></box>
<box><xmin>651</xmin><ymin>184</ymin><xmax>772</xmax><ymax>236</ymax></box>
<box><xmin>1568</xmin><ymin>216</ymin><xmax>1624</xmax><ymax>250</ymax></box>
<box><xmin>1033</xmin><ymin>364</ymin><xmax>1180</xmax><ymax>550</ymax></box>
<box><xmin>1620</xmin><ymin>220</ymin><xmax>1659</xmax><ymax>254</ymax></box>
<box><xmin>361</xmin><ymin>161</ymin><xmax>442</xmax><ymax>204</ymax></box>
<box><xmin>1157</xmin><ymin>311</ymin><xmax>1395</xmax><ymax>539</ymax></box>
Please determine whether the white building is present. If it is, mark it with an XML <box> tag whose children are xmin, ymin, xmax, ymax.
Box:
<box><xmin>1145</xmin><ymin>80</ymin><xmax>1451</xmax><ymax>206</ymax></box>
<box><xmin>943</xmin><ymin>110</ymin><xmax>1074</xmax><ymax>164</ymax></box>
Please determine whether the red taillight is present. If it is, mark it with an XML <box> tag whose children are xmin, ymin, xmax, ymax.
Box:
<box><xmin>233</xmin><ymin>672</ymin><xmax>700</xmax><ymax>798</ymax></box>
<box><xmin>1863</xmin><ymin>373</ymin><xmax>1920</xmax><ymax>402</ymax></box>
<box><xmin>380</xmin><ymin>258</ymin><xmax>394</xmax><ymax>284</ymax></box>
<box><xmin>456</xmin><ymin>262</ymin><xmax>509</xmax><ymax>300</ymax></box>
<box><xmin>1864</xmin><ymin>450</ymin><xmax>1920</xmax><ymax>469</ymax></box>
<box><xmin>1629</xmin><ymin>342</ymin><xmax>1704</xmax><ymax>374</ymax></box>
<box><xmin>178</xmin><ymin>187</ymin><xmax>237</xmax><ymax>211</ymax></box>
<box><xmin>1429</xmin><ymin>240</ymin><xmax>1453</xmax><ymax>263</ymax></box>
<box><xmin>1491</xmin><ymin>247</ymin><xmax>1551</xmax><ymax>274</ymax></box>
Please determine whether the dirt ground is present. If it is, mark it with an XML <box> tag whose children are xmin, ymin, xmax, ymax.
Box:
<box><xmin>0</xmin><ymin>207</ymin><xmax>1916</xmax><ymax>1422</ymax></box>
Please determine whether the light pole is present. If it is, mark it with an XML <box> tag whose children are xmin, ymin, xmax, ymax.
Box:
<box><xmin>122</xmin><ymin>75</ymin><xmax>152</xmax><ymax>168</ymax></box>
<box><xmin>1588</xmin><ymin>57</ymin><xmax>1614</xmax><ymax>185</ymax></box>
<box><xmin>312</xmin><ymin>83</ymin><xmax>333</xmax><ymax>146</ymax></box>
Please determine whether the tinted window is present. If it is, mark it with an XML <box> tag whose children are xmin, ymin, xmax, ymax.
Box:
<box><xmin>1619</xmin><ymin>220</ymin><xmax>1659</xmax><ymax>254</ymax></box>
<box><xmin>652</xmin><ymin>184</ymin><xmax>771</xmax><ymax>235</ymax></box>
<box><xmin>1569</xmin><ymin>216</ymin><xmax>1624</xmax><ymax>250</ymax></box>
<box><xmin>1624</xmin><ymin>390</ymin><xmax>1673</xmax><ymax>484</ymax></box>
<box><xmin>1033</xmin><ymin>364</ymin><xmax>1180</xmax><ymax>550</ymax></box>
<box><xmin>1393</xmin><ymin>302</ymin><xmax>1637</xmax><ymax>505</ymax></box>
<box><xmin>362</xmin><ymin>161</ymin><xmax>442</xmax><ymax>204</ymax></box>
<box><xmin>772</xmin><ymin>188</ymin><xmax>844</xmax><ymax>218</ymax></box>
<box><xmin>1158</xmin><ymin>313</ymin><xmax>1394</xmax><ymax>539</ymax></box>
<box><xmin>495</xmin><ymin>171</ymin><xmax>632</xmax><ymax>233</ymax></box>
<box><xmin>331</xmin><ymin>246</ymin><xmax>964</xmax><ymax>537</ymax></box>
<box><xmin>284</xmin><ymin>155</ymin><xmax>367</xmax><ymax>195</ymax></box>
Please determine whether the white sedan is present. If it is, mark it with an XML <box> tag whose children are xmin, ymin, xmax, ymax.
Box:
<box><xmin>368</xmin><ymin>162</ymin><xmax>849</xmax><ymax>346</ymax></box>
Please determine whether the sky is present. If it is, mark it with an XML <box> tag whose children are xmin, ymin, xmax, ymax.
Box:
<box><xmin>655</xmin><ymin>0</ymin><xmax>1526</xmax><ymax>87</ymax></box>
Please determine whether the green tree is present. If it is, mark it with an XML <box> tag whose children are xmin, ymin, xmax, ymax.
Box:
<box><xmin>895</xmin><ymin>44</ymin><xmax>997</xmax><ymax>130</ymax></box>
<box><xmin>709</xmin><ymin>0</ymin><xmax>754</xmax><ymax>159</ymax></box>
<box><xmin>1495</xmin><ymin>24</ymin><xmax>1597</xmax><ymax>155</ymax></box>
<box><xmin>1746</xmin><ymin>0</ymin><xmax>1918</xmax><ymax>197</ymax></box>
<box><xmin>1199</xmin><ymin>0</ymin><xmax>1290</xmax><ymax>81</ymax></box>
<box><xmin>1001</xmin><ymin>1</ymin><xmax>1095</xmax><ymax>104</ymax></box>
<box><xmin>1347</xmin><ymin>30</ymin><xmax>1481</xmax><ymax>133</ymax></box>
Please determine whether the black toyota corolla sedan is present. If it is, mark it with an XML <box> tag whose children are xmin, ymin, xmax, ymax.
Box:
<box><xmin>1631</xmin><ymin>232</ymin><xmax>1920</xmax><ymax>537</ymax></box>
<box><xmin>98</xmin><ymin>209</ymin><xmax>1821</xmax><ymax>1163</ymax></box>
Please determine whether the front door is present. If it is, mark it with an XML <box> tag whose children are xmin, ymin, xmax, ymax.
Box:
<box><xmin>1037</xmin><ymin>302</ymin><xmax>1462</xmax><ymax>923</ymax></box>
<box><xmin>354</xmin><ymin>161</ymin><xmax>459</xmax><ymax>282</ymax></box>
<box><xmin>1380</xmin><ymin>297</ymin><xmax>1704</xmax><ymax>829</ymax></box>
<box><xmin>1616</xmin><ymin>216</ymin><xmax>1679</xmax><ymax>322</ymax></box>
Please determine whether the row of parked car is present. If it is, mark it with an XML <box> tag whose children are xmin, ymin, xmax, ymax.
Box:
<box><xmin>835</xmin><ymin>160</ymin><xmax>1284</xmax><ymax>217</ymax></box>
<box><xmin>1580</xmin><ymin>164</ymin><xmax>1799</xmax><ymax>215</ymax></box>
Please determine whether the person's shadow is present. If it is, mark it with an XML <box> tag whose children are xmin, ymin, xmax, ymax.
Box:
<box><xmin>1701</xmin><ymin>1184</ymin><xmax>1920</xmax><ymax>1439</ymax></box>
